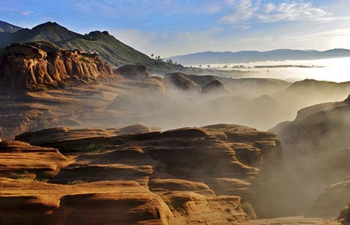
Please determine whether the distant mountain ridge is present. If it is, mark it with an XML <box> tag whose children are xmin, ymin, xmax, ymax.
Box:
<box><xmin>10</xmin><ymin>21</ymin><xmax>82</xmax><ymax>44</ymax></box>
<box><xmin>0</xmin><ymin>21</ymin><xmax>22</xmax><ymax>33</ymax></box>
<box><xmin>167</xmin><ymin>48</ymin><xmax>350</xmax><ymax>65</ymax></box>
<box><xmin>0</xmin><ymin>20</ymin><xmax>184</xmax><ymax>70</ymax></box>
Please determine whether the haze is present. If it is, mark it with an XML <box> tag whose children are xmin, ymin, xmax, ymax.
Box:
<box><xmin>203</xmin><ymin>57</ymin><xmax>350</xmax><ymax>82</ymax></box>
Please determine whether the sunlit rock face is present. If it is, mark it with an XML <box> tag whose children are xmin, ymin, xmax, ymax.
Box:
<box><xmin>0</xmin><ymin>140</ymin><xmax>69</xmax><ymax>179</ymax></box>
<box><xmin>0</xmin><ymin>123</ymin><xmax>283</xmax><ymax>224</ymax></box>
<box><xmin>15</xmin><ymin>125</ymin><xmax>281</xmax><ymax>199</ymax></box>
<box><xmin>0</xmin><ymin>44</ymin><xmax>168</xmax><ymax>142</ymax></box>
<box><xmin>0</xmin><ymin>43</ymin><xmax>114</xmax><ymax>90</ymax></box>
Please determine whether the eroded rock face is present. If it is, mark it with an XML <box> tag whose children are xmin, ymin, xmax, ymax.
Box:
<box><xmin>0</xmin><ymin>43</ymin><xmax>114</xmax><ymax>90</ymax></box>
<box><xmin>0</xmin><ymin>180</ymin><xmax>175</xmax><ymax>225</ymax></box>
<box><xmin>0</xmin><ymin>140</ymin><xmax>69</xmax><ymax>179</ymax></box>
<box><xmin>0</xmin><ymin>123</ymin><xmax>282</xmax><ymax>224</ymax></box>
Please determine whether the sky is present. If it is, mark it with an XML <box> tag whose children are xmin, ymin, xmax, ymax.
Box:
<box><xmin>1</xmin><ymin>0</ymin><xmax>350</xmax><ymax>57</ymax></box>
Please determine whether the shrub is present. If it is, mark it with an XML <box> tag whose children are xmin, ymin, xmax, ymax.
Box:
<box><xmin>81</xmin><ymin>57</ymin><xmax>90</xmax><ymax>63</ymax></box>
<box><xmin>60</xmin><ymin>81</ymin><xmax>74</xmax><ymax>89</ymax></box>
<box><xmin>86</xmin><ymin>143</ymin><xmax>102</xmax><ymax>152</ymax></box>
<box><xmin>346</xmin><ymin>199</ymin><xmax>350</xmax><ymax>219</ymax></box>
<box><xmin>31</xmin><ymin>85</ymin><xmax>48</xmax><ymax>92</ymax></box>
<box><xmin>68</xmin><ymin>180</ymin><xmax>86</xmax><ymax>185</ymax></box>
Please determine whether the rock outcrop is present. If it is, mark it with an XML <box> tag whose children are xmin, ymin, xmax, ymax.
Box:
<box><xmin>115</xmin><ymin>64</ymin><xmax>149</xmax><ymax>80</ymax></box>
<box><xmin>164</xmin><ymin>72</ymin><xmax>200</xmax><ymax>91</ymax></box>
<box><xmin>201</xmin><ymin>79</ymin><xmax>228</xmax><ymax>94</ymax></box>
<box><xmin>0</xmin><ymin>68</ymin><xmax>166</xmax><ymax>140</ymax></box>
<box><xmin>7</xmin><ymin>124</ymin><xmax>282</xmax><ymax>223</ymax></box>
<box><xmin>0</xmin><ymin>179</ymin><xmax>175</xmax><ymax>225</ymax></box>
<box><xmin>0</xmin><ymin>140</ymin><xmax>69</xmax><ymax>180</ymax></box>
<box><xmin>337</xmin><ymin>205</ymin><xmax>350</xmax><ymax>225</ymax></box>
<box><xmin>0</xmin><ymin>43</ymin><xmax>114</xmax><ymax>90</ymax></box>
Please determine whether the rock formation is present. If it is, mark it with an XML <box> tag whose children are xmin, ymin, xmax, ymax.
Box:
<box><xmin>0</xmin><ymin>43</ymin><xmax>114</xmax><ymax>90</ymax></box>
<box><xmin>336</xmin><ymin>204</ymin><xmax>350</xmax><ymax>225</ymax></box>
<box><xmin>164</xmin><ymin>72</ymin><xmax>200</xmax><ymax>91</ymax></box>
<box><xmin>201</xmin><ymin>79</ymin><xmax>228</xmax><ymax>94</ymax></box>
<box><xmin>0</xmin><ymin>123</ymin><xmax>283</xmax><ymax>223</ymax></box>
<box><xmin>116</xmin><ymin>64</ymin><xmax>149</xmax><ymax>80</ymax></box>
<box><xmin>0</xmin><ymin>140</ymin><xmax>69</xmax><ymax>180</ymax></box>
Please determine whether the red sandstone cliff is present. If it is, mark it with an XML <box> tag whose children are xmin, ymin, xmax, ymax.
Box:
<box><xmin>0</xmin><ymin>43</ymin><xmax>115</xmax><ymax>90</ymax></box>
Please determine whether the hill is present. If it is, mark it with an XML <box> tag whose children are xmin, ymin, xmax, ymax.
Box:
<box><xmin>0</xmin><ymin>20</ymin><xmax>22</xmax><ymax>33</ymax></box>
<box><xmin>11</xmin><ymin>22</ymin><xmax>82</xmax><ymax>44</ymax></box>
<box><xmin>0</xmin><ymin>20</ymin><xmax>185</xmax><ymax>70</ymax></box>
<box><xmin>167</xmin><ymin>49</ymin><xmax>350</xmax><ymax>65</ymax></box>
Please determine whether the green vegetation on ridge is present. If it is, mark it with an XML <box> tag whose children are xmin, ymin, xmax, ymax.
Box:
<box><xmin>0</xmin><ymin>21</ymin><xmax>185</xmax><ymax>71</ymax></box>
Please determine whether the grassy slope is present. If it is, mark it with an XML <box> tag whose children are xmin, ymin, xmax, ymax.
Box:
<box><xmin>0</xmin><ymin>22</ymin><xmax>185</xmax><ymax>70</ymax></box>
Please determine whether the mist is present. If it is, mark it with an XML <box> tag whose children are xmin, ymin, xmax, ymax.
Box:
<box><xmin>92</xmin><ymin>67</ymin><xmax>350</xmax><ymax>218</ymax></box>
<box><xmin>2</xmin><ymin>4</ymin><xmax>350</xmax><ymax>223</ymax></box>
<box><xmin>1</xmin><ymin>57</ymin><xmax>350</xmax><ymax>221</ymax></box>
<box><xmin>197</xmin><ymin>57</ymin><xmax>350</xmax><ymax>82</ymax></box>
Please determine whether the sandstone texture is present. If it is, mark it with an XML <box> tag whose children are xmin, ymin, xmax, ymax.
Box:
<box><xmin>0</xmin><ymin>124</ymin><xmax>282</xmax><ymax>224</ymax></box>
<box><xmin>0</xmin><ymin>140</ymin><xmax>69</xmax><ymax>180</ymax></box>
<box><xmin>0</xmin><ymin>67</ymin><xmax>166</xmax><ymax>140</ymax></box>
<box><xmin>0</xmin><ymin>43</ymin><xmax>114</xmax><ymax>90</ymax></box>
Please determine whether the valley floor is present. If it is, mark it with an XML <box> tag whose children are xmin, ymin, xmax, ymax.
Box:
<box><xmin>239</xmin><ymin>217</ymin><xmax>341</xmax><ymax>225</ymax></box>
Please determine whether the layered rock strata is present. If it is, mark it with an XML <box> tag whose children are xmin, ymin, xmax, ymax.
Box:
<box><xmin>0</xmin><ymin>43</ymin><xmax>114</xmax><ymax>90</ymax></box>
<box><xmin>0</xmin><ymin>124</ymin><xmax>284</xmax><ymax>224</ymax></box>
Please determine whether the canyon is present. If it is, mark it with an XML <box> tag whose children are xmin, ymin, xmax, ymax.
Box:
<box><xmin>0</xmin><ymin>23</ymin><xmax>349</xmax><ymax>225</ymax></box>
